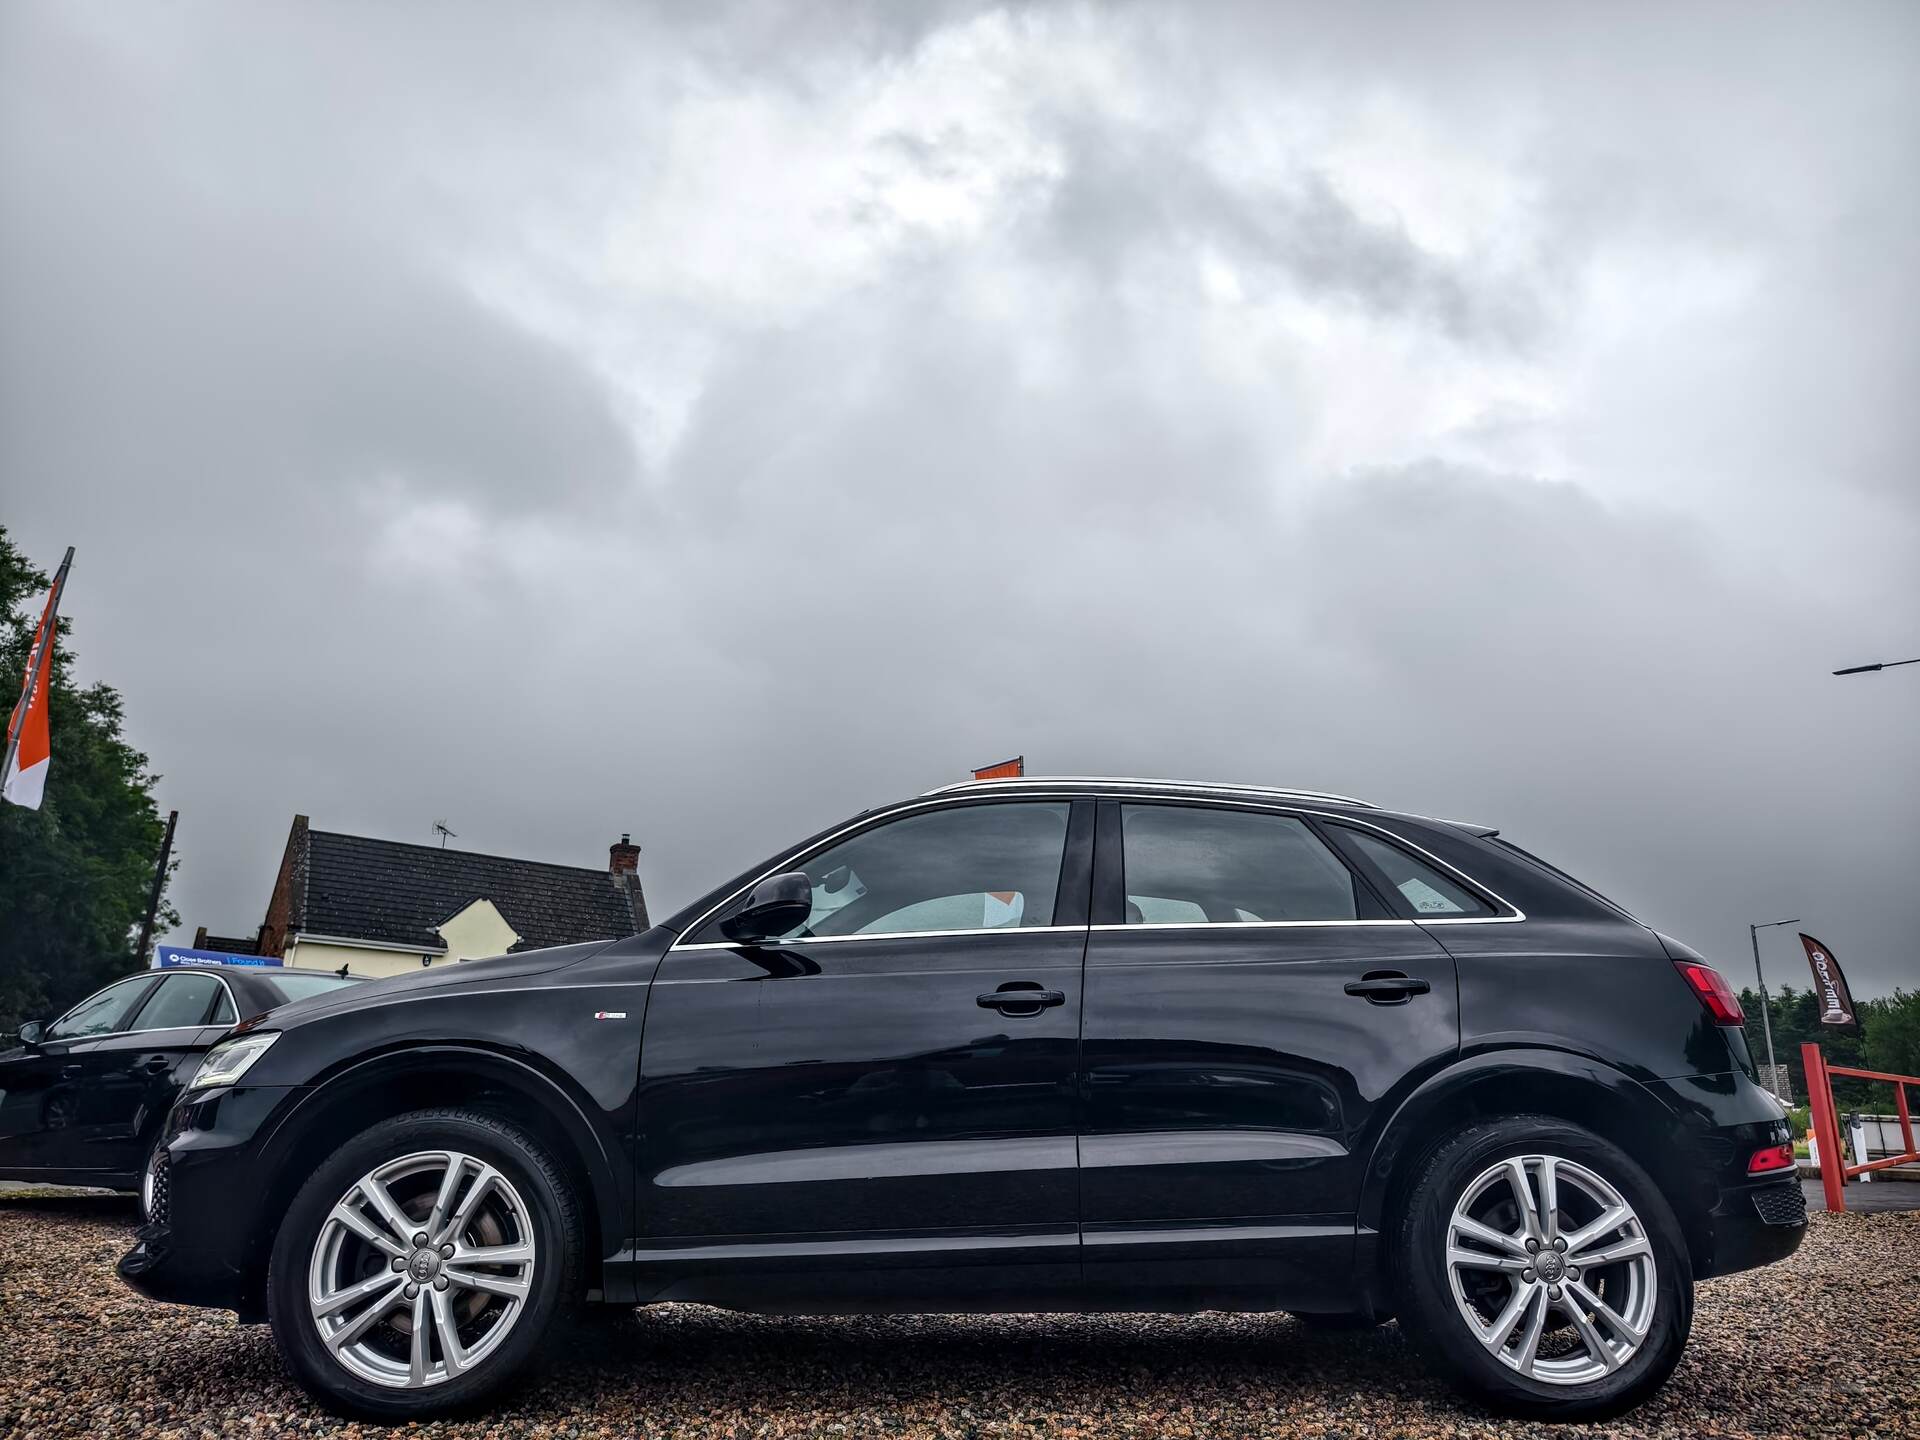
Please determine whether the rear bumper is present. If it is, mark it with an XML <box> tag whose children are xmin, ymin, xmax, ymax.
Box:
<box><xmin>115</xmin><ymin>1083</ymin><xmax>300</xmax><ymax>1322</ymax></box>
<box><xmin>1696</xmin><ymin>1175</ymin><xmax>1807</xmax><ymax>1277</ymax></box>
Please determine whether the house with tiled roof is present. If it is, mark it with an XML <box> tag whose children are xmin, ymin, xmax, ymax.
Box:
<box><xmin>251</xmin><ymin>816</ymin><xmax>648</xmax><ymax>978</ymax></box>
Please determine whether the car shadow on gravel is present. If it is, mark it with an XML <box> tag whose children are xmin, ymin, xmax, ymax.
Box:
<box><xmin>510</xmin><ymin>1306</ymin><xmax>1448</xmax><ymax>1418</ymax></box>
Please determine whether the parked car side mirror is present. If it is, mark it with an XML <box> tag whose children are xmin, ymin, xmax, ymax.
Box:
<box><xmin>720</xmin><ymin>871</ymin><xmax>813</xmax><ymax>943</ymax></box>
<box><xmin>15</xmin><ymin>1021</ymin><xmax>43</xmax><ymax>1048</ymax></box>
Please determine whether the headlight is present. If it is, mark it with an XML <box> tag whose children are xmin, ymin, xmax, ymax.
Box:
<box><xmin>189</xmin><ymin>1031</ymin><xmax>279</xmax><ymax>1090</ymax></box>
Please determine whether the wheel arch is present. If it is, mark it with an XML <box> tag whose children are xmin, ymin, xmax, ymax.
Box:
<box><xmin>1359</xmin><ymin>1050</ymin><xmax>1704</xmax><ymax>1286</ymax></box>
<box><xmin>239</xmin><ymin>1044</ymin><xmax>623</xmax><ymax>1317</ymax></box>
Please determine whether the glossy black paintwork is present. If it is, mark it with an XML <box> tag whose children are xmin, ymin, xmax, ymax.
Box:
<box><xmin>119</xmin><ymin>783</ymin><xmax>1802</xmax><ymax>1323</ymax></box>
<box><xmin>0</xmin><ymin>965</ymin><xmax>355</xmax><ymax>1189</ymax></box>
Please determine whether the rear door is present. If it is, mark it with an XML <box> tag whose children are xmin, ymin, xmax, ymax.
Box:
<box><xmin>636</xmin><ymin>799</ymin><xmax>1092</xmax><ymax>1306</ymax></box>
<box><xmin>1078</xmin><ymin>800</ymin><xmax>1462</xmax><ymax>1309</ymax></box>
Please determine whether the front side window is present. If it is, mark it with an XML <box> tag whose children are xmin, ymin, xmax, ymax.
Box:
<box><xmin>704</xmin><ymin>802</ymin><xmax>1072</xmax><ymax>942</ymax></box>
<box><xmin>47</xmin><ymin>977</ymin><xmax>156</xmax><ymax>1040</ymax></box>
<box><xmin>1336</xmin><ymin>827</ymin><xmax>1493</xmax><ymax>917</ymax></box>
<box><xmin>130</xmin><ymin>974</ymin><xmax>224</xmax><ymax>1031</ymax></box>
<box><xmin>1121</xmin><ymin>805</ymin><xmax>1360</xmax><ymax>923</ymax></box>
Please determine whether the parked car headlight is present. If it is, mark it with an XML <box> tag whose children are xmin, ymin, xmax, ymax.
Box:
<box><xmin>188</xmin><ymin>1031</ymin><xmax>279</xmax><ymax>1090</ymax></box>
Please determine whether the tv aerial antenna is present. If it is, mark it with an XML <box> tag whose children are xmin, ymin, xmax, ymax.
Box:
<box><xmin>432</xmin><ymin>820</ymin><xmax>458</xmax><ymax>849</ymax></box>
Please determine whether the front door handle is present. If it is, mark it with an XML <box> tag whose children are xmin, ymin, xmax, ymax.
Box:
<box><xmin>977</xmin><ymin>985</ymin><xmax>1066</xmax><ymax>1015</ymax></box>
<box><xmin>59</xmin><ymin>1064</ymin><xmax>83</xmax><ymax>1079</ymax></box>
<box><xmin>134</xmin><ymin>1056</ymin><xmax>172</xmax><ymax>1075</ymax></box>
<box><xmin>1344</xmin><ymin>974</ymin><xmax>1432</xmax><ymax>1005</ymax></box>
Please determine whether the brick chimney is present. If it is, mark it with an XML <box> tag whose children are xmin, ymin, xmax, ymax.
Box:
<box><xmin>609</xmin><ymin>832</ymin><xmax>641</xmax><ymax>876</ymax></box>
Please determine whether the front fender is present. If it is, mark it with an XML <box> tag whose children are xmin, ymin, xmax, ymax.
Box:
<box><xmin>256</xmin><ymin>1043</ymin><xmax>628</xmax><ymax>1241</ymax></box>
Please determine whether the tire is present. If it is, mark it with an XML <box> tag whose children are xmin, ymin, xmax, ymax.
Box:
<box><xmin>1395</xmin><ymin>1115</ymin><xmax>1692</xmax><ymax>1421</ymax></box>
<box><xmin>267</xmin><ymin>1108</ymin><xmax>583</xmax><ymax>1421</ymax></box>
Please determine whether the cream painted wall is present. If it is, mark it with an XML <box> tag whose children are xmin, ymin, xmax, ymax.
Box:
<box><xmin>282</xmin><ymin>900</ymin><xmax>523</xmax><ymax>980</ymax></box>
<box><xmin>435</xmin><ymin>899</ymin><xmax>520</xmax><ymax>963</ymax></box>
<box><xmin>282</xmin><ymin>939</ymin><xmax>436</xmax><ymax>980</ymax></box>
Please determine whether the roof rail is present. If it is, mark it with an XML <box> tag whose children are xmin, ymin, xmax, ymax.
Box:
<box><xmin>921</xmin><ymin>775</ymin><xmax>1376</xmax><ymax>808</ymax></box>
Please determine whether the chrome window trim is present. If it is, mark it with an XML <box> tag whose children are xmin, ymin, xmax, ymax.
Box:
<box><xmin>47</xmin><ymin>973</ymin><xmax>244</xmax><ymax>1044</ymax></box>
<box><xmin>925</xmin><ymin>775</ymin><xmax>1375</xmax><ymax>807</ymax></box>
<box><xmin>673</xmin><ymin>923</ymin><xmax>1089</xmax><ymax>952</ymax></box>
<box><xmin>1090</xmin><ymin>919</ymin><xmax>1418</xmax><ymax>932</ymax></box>
<box><xmin>669</xmin><ymin>789</ymin><xmax>1523</xmax><ymax>952</ymax></box>
<box><xmin>131</xmin><ymin>971</ymin><xmax>241</xmax><ymax>1034</ymax></box>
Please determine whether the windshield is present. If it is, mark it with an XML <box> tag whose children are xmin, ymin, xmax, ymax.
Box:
<box><xmin>263</xmin><ymin>973</ymin><xmax>366</xmax><ymax>1004</ymax></box>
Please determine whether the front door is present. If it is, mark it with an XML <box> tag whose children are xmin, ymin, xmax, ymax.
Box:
<box><xmin>65</xmin><ymin>972</ymin><xmax>232</xmax><ymax>1178</ymax></box>
<box><xmin>1079</xmin><ymin>800</ymin><xmax>1463</xmax><ymax>1309</ymax></box>
<box><xmin>635</xmin><ymin>798</ymin><xmax>1091</xmax><ymax>1307</ymax></box>
<box><xmin>0</xmin><ymin>974</ymin><xmax>159</xmax><ymax>1179</ymax></box>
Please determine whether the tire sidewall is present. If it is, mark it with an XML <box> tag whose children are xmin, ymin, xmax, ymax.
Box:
<box><xmin>1399</xmin><ymin>1117</ymin><xmax>1693</xmax><ymax>1421</ymax></box>
<box><xmin>268</xmin><ymin>1109</ymin><xmax>576</xmax><ymax>1421</ymax></box>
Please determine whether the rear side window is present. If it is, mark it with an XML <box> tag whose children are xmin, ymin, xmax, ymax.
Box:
<box><xmin>130</xmin><ymin>974</ymin><xmax>224</xmax><ymax>1030</ymax></box>
<box><xmin>1335</xmin><ymin>827</ymin><xmax>1494</xmax><ymax>917</ymax></box>
<box><xmin>1121</xmin><ymin>805</ymin><xmax>1360</xmax><ymax>922</ymax></box>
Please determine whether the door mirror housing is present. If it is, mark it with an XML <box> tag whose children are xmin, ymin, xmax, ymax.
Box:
<box><xmin>721</xmin><ymin>871</ymin><xmax>813</xmax><ymax>943</ymax></box>
<box><xmin>15</xmin><ymin>1021</ymin><xmax>43</xmax><ymax>1048</ymax></box>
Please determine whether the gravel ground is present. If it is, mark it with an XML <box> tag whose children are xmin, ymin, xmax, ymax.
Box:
<box><xmin>1</xmin><ymin>1193</ymin><xmax>1913</xmax><ymax>1440</ymax></box>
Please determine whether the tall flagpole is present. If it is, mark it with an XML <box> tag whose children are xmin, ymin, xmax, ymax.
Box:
<box><xmin>1</xmin><ymin>545</ymin><xmax>74</xmax><ymax>802</ymax></box>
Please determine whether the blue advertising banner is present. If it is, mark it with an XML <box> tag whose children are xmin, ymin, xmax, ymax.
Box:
<box><xmin>155</xmin><ymin>945</ymin><xmax>282</xmax><ymax>970</ymax></box>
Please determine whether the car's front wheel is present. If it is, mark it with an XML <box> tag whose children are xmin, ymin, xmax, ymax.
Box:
<box><xmin>267</xmin><ymin>1108</ymin><xmax>581</xmax><ymax>1420</ymax></box>
<box><xmin>1396</xmin><ymin>1115</ymin><xmax>1692</xmax><ymax>1421</ymax></box>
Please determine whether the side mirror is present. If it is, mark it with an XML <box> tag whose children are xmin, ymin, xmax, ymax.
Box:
<box><xmin>16</xmin><ymin>1021</ymin><xmax>43</xmax><ymax>1048</ymax></box>
<box><xmin>721</xmin><ymin>871</ymin><xmax>813</xmax><ymax>943</ymax></box>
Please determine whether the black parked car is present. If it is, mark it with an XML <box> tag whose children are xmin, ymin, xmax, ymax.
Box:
<box><xmin>117</xmin><ymin>779</ymin><xmax>1804</xmax><ymax>1422</ymax></box>
<box><xmin>1</xmin><ymin>964</ymin><xmax>363</xmax><ymax>1193</ymax></box>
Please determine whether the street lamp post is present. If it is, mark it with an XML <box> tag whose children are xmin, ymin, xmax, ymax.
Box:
<box><xmin>1833</xmin><ymin>656</ymin><xmax>1919</xmax><ymax>675</ymax></box>
<box><xmin>1749</xmin><ymin>917</ymin><xmax>1799</xmax><ymax>1099</ymax></box>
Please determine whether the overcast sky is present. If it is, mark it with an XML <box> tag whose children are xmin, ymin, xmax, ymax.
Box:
<box><xmin>3</xmin><ymin>2</ymin><xmax>1915</xmax><ymax>995</ymax></box>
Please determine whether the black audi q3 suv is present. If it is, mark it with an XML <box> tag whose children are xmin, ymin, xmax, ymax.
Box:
<box><xmin>118</xmin><ymin>777</ymin><xmax>1803</xmax><ymax>1421</ymax></box>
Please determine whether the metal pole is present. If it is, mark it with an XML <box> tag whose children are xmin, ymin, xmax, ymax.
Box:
<box><xmin>135</xmin><ymin>809</ymin><xmax>178</xmax><ymax>965</ymax></box>
<box><xmin>1</xmin><ymin>545</ymin><xmax>73</xmax><ymax>797</ymax></box>
<box><xmin>1750</xmin><ymin>924</ymin><xmax>1780</xmax><ymax>1093</ymax></box>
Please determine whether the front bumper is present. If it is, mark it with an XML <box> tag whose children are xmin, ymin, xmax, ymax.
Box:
<box><xmin>116</xmin><ymin>1083</ymin><xmax>302</xmax><ymax>1322</ymax></box>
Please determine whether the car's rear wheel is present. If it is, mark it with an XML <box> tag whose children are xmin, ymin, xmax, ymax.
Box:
<box><xmin>268</xmin><ymin>1108</ymin><xmax>581</xmax><ymax>1420</ymax></box>
<box><xmin>1396</xmin><ymin>1116</ymin><xmax>1692</xmax><ymax>1420</ymax></box>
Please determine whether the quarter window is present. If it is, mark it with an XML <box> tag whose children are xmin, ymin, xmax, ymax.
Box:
<box><xmin>1336</xmin><ymin>828</ymin><xmax>1493</xmax><ymax>917</ymax></box>
<box><xmin>705</xmin><ymin>802</ymin><xmax>1072</xmax><ymax>942</ymax></box>
<box><xmin>1121</xmin><ymin>805</ymin><xmax>1360</xmax><ymax>923</ymax></box>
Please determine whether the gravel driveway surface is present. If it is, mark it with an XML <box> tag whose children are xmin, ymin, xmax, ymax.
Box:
<box><xmin>2</xmin><ymin>1192</ymin><xmax>1912</xmax><ymax>1440</ymax></box>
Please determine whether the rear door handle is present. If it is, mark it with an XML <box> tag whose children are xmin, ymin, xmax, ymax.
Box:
<box><xmin>977</xmin><ymin>986</ymin><xmax>1066</xmax><ymax>1014</ymax></box>
<box><xmin>1344</xmin><ymin>974</ymin><xmax>1432</xmax><ymax>1004</ymax></box>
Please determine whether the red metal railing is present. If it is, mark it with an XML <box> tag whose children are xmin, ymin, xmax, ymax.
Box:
<box><xmin>1802</xmin><ymin>1041</ymin><xmax>1920</xmax><ymax>1211</ymax></box>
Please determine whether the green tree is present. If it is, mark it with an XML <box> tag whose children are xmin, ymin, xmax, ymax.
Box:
<box><xmin>0</xmin><ymin>528</ymin><xmax>174</xmax><ymax>1032</ymax></box>
<box><xmin>1862</xmin><ymin>990</ymin><xmax>1920</xmax><ymax>1081</ymax></box>
<box><xmin>1739</xmin><ymin>983</ymin><xmax>1874</xmax><ymax>1110</ymax></box>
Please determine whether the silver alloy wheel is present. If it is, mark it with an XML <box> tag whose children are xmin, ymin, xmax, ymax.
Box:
<box><xmin>1445</xmin><ymin>1153</ymin><xmax>1657</xmax><ymax>1385</ymax></box>
<box><xmin>307</xmin><ymin>1150</ymin><xmax>537</xmax><ymax>1389</ymax></box>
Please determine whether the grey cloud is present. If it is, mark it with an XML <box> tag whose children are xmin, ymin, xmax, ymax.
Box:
<box><xmin>2</xmin><ymin>1</ymin><xmax>1915</xmax><ymax>998</ymax></box>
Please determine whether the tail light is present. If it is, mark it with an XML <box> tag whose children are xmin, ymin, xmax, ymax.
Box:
<box><xmin>1675</xmin><ymin>961</ymin><xmax>1744</xmax><ymax>1025</ymax></box>
<box><xmin>1748</xmin><ymin>1143</ymin><xmax>1795</xmax><ymax>1175</ymax></box>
